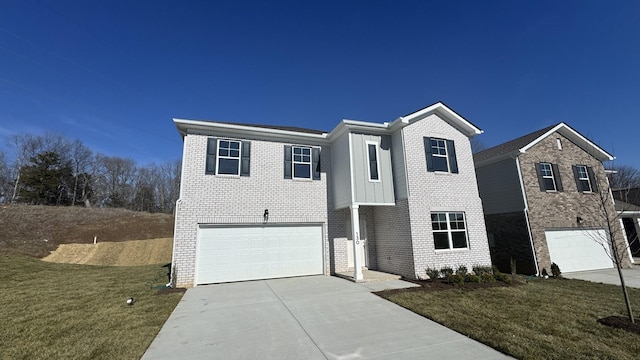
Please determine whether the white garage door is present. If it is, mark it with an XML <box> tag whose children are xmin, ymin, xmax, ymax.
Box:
<box><xmin>545</xmin><ymin>229</ymin><xmax>613</xmax><ymax>273</ymax></box>
<box><xmin>196</xmin><ymin>224</ymin><xmax>323</xmax><ymax>285</ymax></box>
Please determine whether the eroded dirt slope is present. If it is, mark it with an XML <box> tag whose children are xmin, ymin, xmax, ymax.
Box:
<box><xmin>43</xmin><ymin>238</ymin><xmax>173</xmax><ymax>266</ymax></box>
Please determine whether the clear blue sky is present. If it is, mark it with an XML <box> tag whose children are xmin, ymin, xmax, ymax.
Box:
<box><xmin>1</xmin><ymin>0</ymin><xmax>639</xmax><ymax>168</ymax></box>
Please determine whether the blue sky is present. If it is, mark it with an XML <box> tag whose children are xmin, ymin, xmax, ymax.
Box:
<box><xmin>1</xmin><ymin>1</ymin><xmax>639</xmax><ymax>168</ymax></box>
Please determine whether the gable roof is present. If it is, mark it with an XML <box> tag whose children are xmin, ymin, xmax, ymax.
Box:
<box><xmin>389</xmin><ymin>101</ymin><xmax>483</xmax><ymax>137</ymax></box>
<box><xmin>474</xmin><ymin>122</ymin><xmax>615</xmax><ymax>166</ymax></box>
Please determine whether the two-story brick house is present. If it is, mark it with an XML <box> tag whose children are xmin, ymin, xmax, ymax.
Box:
<box><xmin>172</xmin><ymin>102</ymin><xmax>492</xmax><ymax>287</ymax></box>
<box><xmin>474</xmin><ymin>123</ymin><xmax>632</xmax><ymax>275</ymax></box>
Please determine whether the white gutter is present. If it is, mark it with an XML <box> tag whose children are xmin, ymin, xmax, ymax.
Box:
<box><xmin>516</xmin><ymin>156</ymin><xmax>540</xmax><ymax>276</ymax></box>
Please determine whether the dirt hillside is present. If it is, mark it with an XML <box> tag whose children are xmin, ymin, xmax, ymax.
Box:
<box><xmin>0</xmin><ymin>204</ymin><xmax>174</xmax><ymax>258</ymax></box>
<box><xmin>42</xmin><ymin>238</ymin><xmax>173</xmax><ymax>266</ymax></box>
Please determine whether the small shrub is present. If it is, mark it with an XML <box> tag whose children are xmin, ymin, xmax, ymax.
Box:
<box><xmin>494</xmin><ymin>272</ymin><xmax>512</xmax><ymax>284</ymax></box>
<box><xmin>465</xmin><ymin>274</ymin><xmax>482</xmax><ymax>283</ymax></box>
<box><xmin>449</xmin><ymin>273</ymin><xmax>465</xmax><ymax>286</ymax></box>
<box><xmin>472</xmin><ymin>265</ymin><xmax>493</xmax><ymax>277</ymax></box>
<box><xmin>551</xmin><ymin>263</ymin><xmax>562</xmax><ymax>278</ymax></box>
<box><xmin>440</xmin><ymin>266</ymin><xmax>454</xmax><ymax>278</ymax></box>
<box><xmin>456</xmin><ymin>265</ymin><xmax>468</xmax><ymax>277</ymax></box>
<box><xmin>481</xmin><ymin>273</ymin><xmax>496</xmax><ymax>283</ymax></box>
<box><xmin>425</xmin><ymin>267</ymin><xmax>440</xmax><ymax>281</ymax></box>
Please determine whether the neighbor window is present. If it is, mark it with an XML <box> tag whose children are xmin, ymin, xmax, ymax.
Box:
<box><xmin>284</xmin><ymin>145</ymin><xmax>321</xmax><ymax>180</ymax></box>
<box><xmin>573</xmin><ymin>165</ymin><xmax>598</xmax><ymax>193</ymax></box>
<box><xmin>431</xmin><ymin>212</ymin><xmax>468</xmax><ymax>250</ymax></box>
<box><xmin>205</xmin><ymin>138</ymin><xmax>251</xmax><ymax>176</ymax></box>
<box><xmin>424</xmin><ymin>137</ymin><xmax>458</xmax><ymax>173</ymax></box>
<box><xmin>367</xmin><ymin>142</ymin><xmax>380</xmax><ymax>181</ymax></box>
<box><xmin>536</xmin><ymin>162</ymin><xmax>562</xmax><ymax>192</ymax></box>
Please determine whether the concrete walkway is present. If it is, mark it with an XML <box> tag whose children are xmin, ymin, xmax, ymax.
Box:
<box><xmin>142</xmin><ymin>276</ymin><xmax>510</xmax><ymax>360</ymax></box>
<box><xmin>563</xmin><ymin>266</ymin><xmax>640</xmax><ymax>288</ymax></box>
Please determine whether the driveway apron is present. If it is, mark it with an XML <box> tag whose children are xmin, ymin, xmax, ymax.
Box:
<box><xmin>563</xmin><ymin>266</ymin><xmax>640</xmax><ymax>288</ymax></box>
<box><xmin>142</xmin><ymin>276</ymin><xmax>510</xmax><ymax>360</ymax></box>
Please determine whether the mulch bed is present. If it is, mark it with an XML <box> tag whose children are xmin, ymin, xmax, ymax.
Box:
<box><xmin>598</xmin><ymin>316</ymin><xmax>640</xmax><ymax>335</ymax></box>
<box><xmin>375</xmin><ymin>278</ymin><xmax>520</xmax><ymax>296</ymax></box>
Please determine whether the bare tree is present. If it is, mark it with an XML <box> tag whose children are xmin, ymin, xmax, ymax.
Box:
<box><xmin>608</xmin><ymin>164</ymin><xmax>640</xmax><ymax>190</ymax></box>
<box><xmin>0</xmin><ymin>150</ymin><xmax>11</xmax><ymax>203</ymax></box>
<box><xmin>69</xmin><ymin>140</ymin><xmax>94</xmax><ymax>207</ymax></box>
<box><xmin>581</xmin><ymin>165</ymin><xmax>635</xmax><ymax>323</ymax></box>
<box><xmin>470</xmin><ymin>136</ymin><xmax>488</xmax><ymax>154</ymax></box>
<box><xmin>94</xmin><ymin>154</ymin><xmax>137</xmax><ymax>208</ymax></box>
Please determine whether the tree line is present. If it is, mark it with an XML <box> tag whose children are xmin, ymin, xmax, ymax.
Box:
<box><xmin>0</xmin><ymin>133</ymin><xmax>181</xmax><ymax>214</ymax></box>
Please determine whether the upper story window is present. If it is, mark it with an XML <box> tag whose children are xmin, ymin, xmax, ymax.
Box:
<box><xmin>293</xmin><ymin>146</ymin><xmax>312</xmax><ymax>179</ymax></box>
<box><xmin>284</xmin><ymin>145</ymin><xmax>321</xmax><ymax>180</ymax></box>
<box><xmin>573</xmin><ymin>165</ymin><xmax>598</xmax><ymax>193</ymax></box>
<box><xmin>432</xmin><ymin>212</ymin><xmax>468</xmax><ymax>250</ymax></box>
<box><xmin>536</xmin><ymin>162</ymin><xmax>563</xmax><ymax>192</ymax></box>
<box><xmin>424</xmin><ymin>137</ymin><xmax>458</xmax><ymax>174</ymax></box>
<box><xmin>206</xmin><ymin>138</ymin><xmax>251</xmax><ymax>176</ymax></box>
<box><xmin>366</xmin><ymin>142</ymin><xmax>380</xmax><ymax>181</ymax></box>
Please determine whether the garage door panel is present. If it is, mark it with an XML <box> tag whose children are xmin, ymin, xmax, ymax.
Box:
<box><xmin>546</xmin><ymin>229</ymin><xmax>613</xmax><ymax>273</ymax></box>
<box><xmin>196</xmin><ymin>225</ymin><xmax>323</xmax><ymax>284</ymax></box>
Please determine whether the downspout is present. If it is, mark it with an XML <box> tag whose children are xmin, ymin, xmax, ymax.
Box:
<box><xmin>168</xmin><ymin>133</ymin><xmax>189</xmax><ymax>288</ymax></box>
<box><xmin>516</xmin><ymin>156</ymin><xmax>540</xmax><ymax>276</ymax></box>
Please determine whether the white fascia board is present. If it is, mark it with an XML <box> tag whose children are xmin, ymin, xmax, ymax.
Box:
<box><xmin>173</xmin><ymin>118</ymin><xmax>329</xmax><ymax>144</ymax></box>
<box><xmin>390</xmin><ymin>102</ymin><xmax>483</xmax><ymax>137</ymax></box>
<box><xmin>327</xmin><ymin>119</ymin><xmax>390</xmax><ymax>141</ymax></box>
<box><xmin>519</xmin><ymin>123</ymin><xmax>614</xmax><ymax>162</ymax></box>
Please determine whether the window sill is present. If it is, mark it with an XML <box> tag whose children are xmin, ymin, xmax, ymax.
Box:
<box><xmin>434</xmin><ymin>247</ymin><xmax>469</xmax><ymax>253</ymax></box>
<box><xmin>433</xmin><ymin>171</ymin><xmax>453</xmax><ymax>176</ymax></box>
<box><xmin>215</xmin><ymin>173</ymin><xmax>241</xmax><ymax>178</ymax></box>
<box><xmin>292</xmin><ymin>177</ymin><xmax>313</xmax><ymax>182</ymax></box>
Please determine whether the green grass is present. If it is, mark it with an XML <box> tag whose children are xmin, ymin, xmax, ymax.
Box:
<box><xmin>378</xmin><ymin>278</ymin><xmax>640</xmax><ymax>360</ymax></box>
<box><xmin>0</xmin><ymin>255</ymin><xmax>183</xmax><ymax>360</ymax></box>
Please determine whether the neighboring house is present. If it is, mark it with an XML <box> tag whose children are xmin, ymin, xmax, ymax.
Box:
<box><xmin>171</xmin><ymin>102</ymin><xmax>493</xmax><ymax>287</ymax></box>
<box><xmin>612</xmin><ymin>188</ymin><xmax>640</xmax><ymax>257</ymax></box>
<box><xmin>474</xmin><ymin>123</ymin><xmax>632</xmax><ymax>275</ymax></box>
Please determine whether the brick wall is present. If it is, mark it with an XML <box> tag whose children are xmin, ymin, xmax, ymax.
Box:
<box><xmin>519</xmin><ymin>132</ymin><xmax>631</xmax><ymax>273</ymax></box>
<box><xmin>173</xmin><ymin>133</ymin><xmax>331</xmax><ymax>287</ymax></box>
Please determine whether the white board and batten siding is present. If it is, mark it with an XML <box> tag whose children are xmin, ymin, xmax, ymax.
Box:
<box><xmin>545</xmin><ymin>229</ymin><xmax>613</xmax><ymax>273</ymax></box>
<box><xmin>195</xmin><ymin>224</ymin><xmax>324</xmax><ymax>285</ymax></box>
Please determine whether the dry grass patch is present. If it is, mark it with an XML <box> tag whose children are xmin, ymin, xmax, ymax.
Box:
<box><xmin>43</xmin><ymin>238</ymin><xmax>173</xmax><ymax>266</ymax></box>
<box><xmin>376</xmin><ymin>278</ymin><xmax>640</xmax><ymax>359</ymax></box>
<box><xmin>0</xmin><ymin>255</ymin><xmax>182</xmax><ymax>360</ymax></box>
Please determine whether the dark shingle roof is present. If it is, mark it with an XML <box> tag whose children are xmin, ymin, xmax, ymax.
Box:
<box><xmin>473</xmin><ymin>124</ymin><xmax>560</xmax><ymax>163</ymax></box>
<box><xmin>214</xmin><ymin>121</ymin><xmax>326</xmax><ymax>135</ymax></box>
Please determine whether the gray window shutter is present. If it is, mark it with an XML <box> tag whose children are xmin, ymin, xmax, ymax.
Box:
<box><xmin>240</xmin><ymin>141</ymin><xmax>251</xmax><ymax>177</ymax></box>
<box><xmin>446</xmin><ymin>140</ymin><xmax>458</xmax><ymax>174</ymax></box>
<box><xmin>587</xmin><ymin>166</ymin><xmax>599</xmax><ymax>192</ymax></box>
<box><xmin>284</xmin><ymin>145</ymin><xmax>292</xmax><ymax>179</ymax></box>
<box><xmin>312</xmin><ymin>147</ymin><xmax>321</xmax><ymax>180</ymax></box>
<box><xmin>206</xmin><ymin>138</ymin><xmax>217</xmax><ymax>174</ymax></box>
<box><xmin>572</xmin><ymin>165</ymin><xmax>582</xmax><ymax>192</ymax></box>
<box><xmin>423</xmin><ymin>137</ymin><xmax>434</xmax><ymax>172</ymax></box>
<box><xmin>552</xmin><ymin>163</ymin><xmax>563</xmax><ymax>192</ymax></box>
<box><xmin>535</xmin><ymin>163</ymin><xmax>545</xmax><ymax>191</ymax></box>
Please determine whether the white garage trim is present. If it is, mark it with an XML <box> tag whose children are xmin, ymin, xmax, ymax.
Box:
<box><xmin>195</xmin><ymin>223</ymin><xmax>324</xmax><ymax>285</ymax></box>
<box><xmin>545</xmin><ymin>229</ymin><xmax>613</xmax><ymax>273</ymax></box>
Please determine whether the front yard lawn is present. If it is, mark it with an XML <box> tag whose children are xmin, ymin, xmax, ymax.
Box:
<box><xmin>377</xmin><ymin>278</ymin><xmax>640</xmax><ymax>360</ymax></box>
<box><xmin>0</xmin><ymin>255</ymin><xmax>183</xmax><ymax>360</ymax></box>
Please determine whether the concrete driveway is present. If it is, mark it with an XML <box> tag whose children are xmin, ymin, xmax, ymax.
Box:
<box><xmin>563</xmin><ymin>265</ymin><xmax>640</xmax><ymax>288</ymax></box>
<box><xmin>142</xmin><ymin>276</ymin><xmax>510</xmax><ymax>360</ymax></box>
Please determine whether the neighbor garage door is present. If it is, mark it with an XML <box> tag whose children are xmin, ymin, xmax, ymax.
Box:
<box><xmin>196</xmin><ymin>224</ymin><xmax>323</xmax><ymax>285</ymax></box>
<box><xmin>545</xmin><ymin>229</ymin><xmax>613</xmax><ymax>273</ymax></box>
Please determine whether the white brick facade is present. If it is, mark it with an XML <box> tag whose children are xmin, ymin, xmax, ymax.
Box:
<box><xmin>172</xmin><ymin>103</ymin><xmax>493</xmax><ymax>286</ymax></box>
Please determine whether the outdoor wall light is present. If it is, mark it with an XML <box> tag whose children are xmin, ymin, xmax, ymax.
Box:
<box><xmin>263</xmin><ymin>209</ymin><xmax>269</xmax><ymax>222</ymax></box>
<box><xmin>576</xmin><ymin>216</ymin><xmax>584</xmax><ymax>225</ymax></box>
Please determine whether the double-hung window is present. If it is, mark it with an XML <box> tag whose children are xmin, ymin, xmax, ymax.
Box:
<box><xmin>431</xmin><ymin>212</ymin><xmax>468</xmax><ymax>250</ymax></box>
<box><xmin>573</xmin><ymin>165</ymin><xmax>598</xmax><ymax>193</ymax></box>
<box><xmin>293</xmin><ymin>146</ymin><xmax>312</xmax><ymax>179</ymax></box>
<box><xmin>284</xmin><ymin>145</ymin><xmax>321</xmax><ymax>180</ymax></box>
<box><xmin>205</xmin><ymin>138</ymin><xmax>251</xmax><ymax>176</ymax></box>
<box><xmin>366</xmin><ymin>142</ymin><xmax>380</xmax><ymax>181</ymax></box>
<box><xmin>536</xmin><ymin>162</ymin><xmax>562</xmax><ymax>192</ymax></box>
<box><xmin>424</xmin><ymin>137</ymin><xmax>458</xmax><ymax>173</ymax></box>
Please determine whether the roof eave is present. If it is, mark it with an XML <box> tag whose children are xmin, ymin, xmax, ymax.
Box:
<box><xmin>518</xmin><ymin>123</ymin><xmax>614</xmax><ymax>162</ymax></box>
<box><xmin>393</xmin><ymin>102</ymin><xmax>483</xmax><ymax>137</ymax></box>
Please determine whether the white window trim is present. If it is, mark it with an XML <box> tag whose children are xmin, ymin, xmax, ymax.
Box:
<box><xmin>366</xmin><ymin>141</ymin><xmax>381</xmax><ymax>182</ymax></box>
<box><xmin>292</xmin><ymin>145</ymin><xmax>312</xmax><ymax>180</ymax></box>
<box><xmin>577</xmin><ymin>165</ymin><xmax>593</xmax><ymax>192</ymax></box>
<box><xmin>217</xmin><ymin>139</ymin><xmax>241</xmax><ymax>176</ymax></box>
<box><xmin>540</xmin><ymin>162</ymin><xmax>557</xmax><ymax>191</ymax></box>
<box><xmin>432</xmin><ymin>212</ymin><xmax>469</xmax><ymax>251</ymax></box>
<box><xmin>431</xmin><ymin>138</ymin><xmax>450</xmax><ymax>173</ymax></box>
